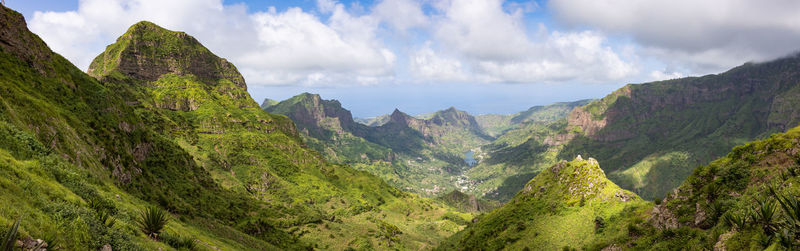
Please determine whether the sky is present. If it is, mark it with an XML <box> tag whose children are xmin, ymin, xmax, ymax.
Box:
<box><xmin>8</xmin><ymin>0</ymin><xmax>800</xmax><ymax>117</ymax></box>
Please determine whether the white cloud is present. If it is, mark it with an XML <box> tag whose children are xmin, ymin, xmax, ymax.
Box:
<box><xmin>550</xmin><ymin>0</ymin><xmax>800</xmax><ymax>73</ymax></box>
<box><xmin>649</xmin><ymin>70</ymin><xmax>683</xmax><ymax>81</ymax></box>
<box><xmin>27</xmin><ymin>0</ymin><xmax>639</xmax><ymax>86</ymax></box>
<box><xmin>29</xmin><ymin>0</ymin><xmax>394</xmax><ymax>87</ymax></box>
<box><xmin>409</xmin><ymin>43</ymin><xmax>469</xmax><ymax>82</ymax></box>
<box><xmin>427</xmin><ymin>0</ymin><xmax>636</xmax><ymax>83</ymax></box>
<box><xmin>373</xmin><ymin>0</ymin><xmax>428</xmax><ymax>32</ymax></box>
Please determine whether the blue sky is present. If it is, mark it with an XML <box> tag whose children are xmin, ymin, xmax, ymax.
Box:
<box><xmin>11</xmin><ymin>0</ymin><xmax>800</xmax><ymax>117</ymax></box>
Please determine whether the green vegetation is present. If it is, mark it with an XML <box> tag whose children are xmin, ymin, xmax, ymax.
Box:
<box><xmin>590</xmin><ymin>125</ymin><xmax>800</xmax><ymax>249</ymax></box>
<box><xmin>266</xmin><ymin>94</ymin><xmax>494</xmax><ymax>196</ymax></box>
<box><xmin>559</xmin><ymin>57</ymin><xmax>800</xmax><ymax>199</ymax></box>
<box><xmin>2</xmin><ymin>218</ymin><xmax>19</xmax><ymax>251</ymax></box>
<box><xmin>0</xmin><ymin>5</ymin><xmax>471</xmax><ymax>250</ymax></box>
<box><xmin>440</xmin><ymin>157</ymin><xmax>651</xmax><ymax>250</ymax></box>
<box><xmin>137</xmin><ymin>206</ymin><xmax>169</xmax><ymax>239</ymax></box>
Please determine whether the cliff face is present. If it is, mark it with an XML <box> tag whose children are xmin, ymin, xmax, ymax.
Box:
<box><xmin>87</xmin><ymin>21</ymin><xmax>246</xmax><ymax>90</ymax></box>
<box><xmin>266</xmin><ymin>93</ymin><xmax>361</xmax><ymax>138</ymax></box>
<box><xmin>560</xmin><ymin>54</ymin><xmax>800</xmax><ymax>199</ymax></box>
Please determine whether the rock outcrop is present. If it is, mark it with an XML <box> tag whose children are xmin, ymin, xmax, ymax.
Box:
<box><xmin>88</xmin><ymin>21</ymin><xmax>247</xmax><ymax>90</ymax></box>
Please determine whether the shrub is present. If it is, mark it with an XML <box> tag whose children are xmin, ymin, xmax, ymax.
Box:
<box><xmin>136</xmin><ymin>206</ymin><xmax>169</xmax><ymax>239</ymax></box>
<box><xmin>161</xmin><ymin>232</ymin><xmax>197</xmax><ymax>250</ymax></box>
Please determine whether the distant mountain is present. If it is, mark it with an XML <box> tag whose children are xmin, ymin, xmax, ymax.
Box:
<box><xmin>467</xmin><ymin>54</ymin><xmax>800</xmax><ymax>202</ymax></box>
<box><xmin>260</xmin><ymin>98</ymin><xmax>279</xmax><ymax>110</ymax></box>
<box><xmin>267</xmin><ymin>94</ymin><xmax>495</xmax><ymax>196</ymax></box>
<box><xmin>355</xmin><ymin>114</ymin><xmax>391</xmax><ymax>127</ymax></box>
<box><xmin>264</xmin><ymin>92</ymin><xmax>393</xmax><ymax>164</ymax></box>
<box><xmin>475</xmin><ymin>99</ymin><xmax>592</xmax><ymax>137</ymax></box>
<box><xmin>440</xmin><ymin>156</ymin><xmax>648</xmax><ymax>250</ymax></box>
<box><xmin>560</xmin><ymin>54</ymin><xmax>800</xmax><ymax>199</ymax></box>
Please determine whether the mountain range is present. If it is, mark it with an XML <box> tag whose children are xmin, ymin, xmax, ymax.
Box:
<box><xmin>2</xmin><ymin>3</ymin><xmax>800</xmax><ymax>250</ymax></box>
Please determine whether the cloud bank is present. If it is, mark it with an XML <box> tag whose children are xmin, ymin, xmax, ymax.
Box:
<box><xmin>27</xmin><ymin>0</ymin><xmax>800</xmax><ymax>87</ymax></box>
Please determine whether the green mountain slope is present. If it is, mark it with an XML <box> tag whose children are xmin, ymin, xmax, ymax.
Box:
<box><xmin>559</xmin><ymin>55</ymin><xmax>800</xmax><ymax>199</ymax></box>
<box><xmin>0</xmin><ymin>7</ymin><xmax>290</xmax><ymax>250</ymax></box>
<box><xmin>0</xmin><ymin>7</ymin><xmax>470</xmax><ymax>250</ymax></box>
<box><xmin>470</xmin><ymin>55</ymin><xmax>800</xmax><ymax>202</ymax></box>
<box><xmin>593</xmin><ymin>125</ymin><xmax>800</xmax><ymax>250</ymax></box>
<box><xmin>439</xmin><ymin>156</ymin><xmax>650</xmax><ymax>250</ymax></box>
<box><xmin>463</xmin><ymin>100</ymin><xmax>592</xmax><ymax>202</ymax></box>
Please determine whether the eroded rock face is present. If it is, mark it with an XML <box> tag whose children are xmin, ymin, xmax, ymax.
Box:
<box><xmin>88</xmin><ymin>21</ymin><xmax>247</xmax><ymax>90</ymax></box>
<box><xmin>649</xmin><ymin>204</ymin><xmax>679</xmax><ymax>230</ymax></box>
<box><xmin>568</xmin><ymin>107</ymin><xmax>608</xmax><ymax>138</ymax></box>
<box><xmin>0</xmin><ymin>6</ymin><xmax>55</xmax><ymax>76</ymax></box>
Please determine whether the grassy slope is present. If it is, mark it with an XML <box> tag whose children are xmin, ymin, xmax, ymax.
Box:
<box><xmin>597</xmin><ymin>125</ymin><xmax>800</xmax><ymax>250</ymax></box>
<box><xmin>0</xmin><ymin>6</ymin><xmax>288</xmax><ymax>250</ymax></box>
<box><xmin>467</xmin><ymin>101</ymin><xmax>589</xmax><ymax>202</ymax></box>
<box><xmin>439</xmin><ymin>157</ymin><xmax>651</xmax><ymax>250</ymax></box>
<box><xmin>87</xmin><ymin>20</ymin><xmax>472</xmax><ymax>249</ymax></box>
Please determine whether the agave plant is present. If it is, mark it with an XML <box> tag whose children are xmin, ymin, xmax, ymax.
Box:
<box><xmin>722</xmin><ymin>210</ymin><xmax>749</xmax><ymax>231</ymax></box>
<box><xmin>136</xmin><ymin>206</ymin><xmax>169</xmax><ymax>239</ymax></box>
<box><xmin>752</xmin><ymin>197</ymin><xmax>780</xmax><ymax>235</ymax></box>
<box><xmin>2</xmin><ymin>218</ymin><xmax>20</xmax><ymax>251</ymax></box>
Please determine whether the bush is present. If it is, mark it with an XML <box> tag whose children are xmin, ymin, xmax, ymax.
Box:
<box><xmin>161</xmin><ymin>232</ymin><xmax>197</xmax><ymax>250</ymax></box>
<box><xmin>136</xmin><ymin>206</ymin><xmax>169</xmax><ymax>239</ymax></box>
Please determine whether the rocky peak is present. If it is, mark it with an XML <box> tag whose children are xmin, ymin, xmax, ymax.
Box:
<box><xmin>524</xmin><ymin>156</ymin><xmax>635</xmax><ymax>204</ymax></box>
<box><xmin>266</xmin><ymin>93</ymin><xmax>358</xmax><ymax>137</ymax></box>
<box><xmin>389</xmin><ymin>109</ymin><xmax>412</xmax><ymax>123</ymax></box>
<box><xmin>0</xmin><ymin>5</ymin><xmax>56</xmax><ymax>76</ymax></box>
<box><xmin>87</xmin><ymin>21</ymin><xmax>247</xmax><ymax>90</ymax></box>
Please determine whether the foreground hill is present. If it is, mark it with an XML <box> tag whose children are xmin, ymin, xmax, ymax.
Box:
<box><xmin>443</xmin><ymin>126</ymin><xmax>800</xmax><ymax>250</ymax></box>
<box><xmin>0</xmin><ymin>6</ymin><xmax>469</xmax><ymax>250</ymax></box>
<box><xmin>596</xmin><ymin>125</ymin><xmax>800</xmax><ymax>249</ymax></box>
<box><xmin>439</xmin><ymin>156</ymin><xmax>650</xmax><ymax>250</ymax></box>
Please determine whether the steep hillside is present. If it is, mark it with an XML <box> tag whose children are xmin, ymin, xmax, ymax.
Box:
<box><xmin>464</xmin><ymin>100</ymin><xmax>591</xmax><ymax>202</ymax></box>
<box><xmin>0</xmin><ymin>7</ymin><xmax>292</xmax><ymax>250</ymax></box>
<box><xmin>0</xmin><ymin>7</ymin><xmax>471</xmax><ymax>250</ymax></box>
<box><xmin>596</xmin><ymin>125</ymin><xmax>800</xmax><ymax>250</ymax></box>
<box><xmin>87</xmin><ymin>21</ymin><xmax>473</xmax><ymax>250</ymax></box>
<box><xmin>439</xmin><ymin>156</ymin><xmax>651</xmax><ymax>250</ymax></box>
<box><xmin>436</xmin><ymin>190</ymin><xmax>499</xmax><ymax>213</ymax></box>
<box><xmin>264</xmin><ymin>93</ymin><xmax>391</xmax><ymax>164</ymax></box>
<box><xmin>560</xmin><ymin>55</ymin><xmax>800</xmax><ymax>199</ymax></box>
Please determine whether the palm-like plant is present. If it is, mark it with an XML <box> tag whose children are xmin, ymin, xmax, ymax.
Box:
<box><xmin>752</xmin><ymin>198</ymin><xmax>780</xmax><ymax>235</ymax></box>
<box><xmin>136</xmin><ymin>206</ymin><xmax>169</xmax><ymax>239</ymax></box>
<box><xmin>2</xmin><ymin>218</ymin><xmax>20</xmax><ymax>251</ymax></box>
